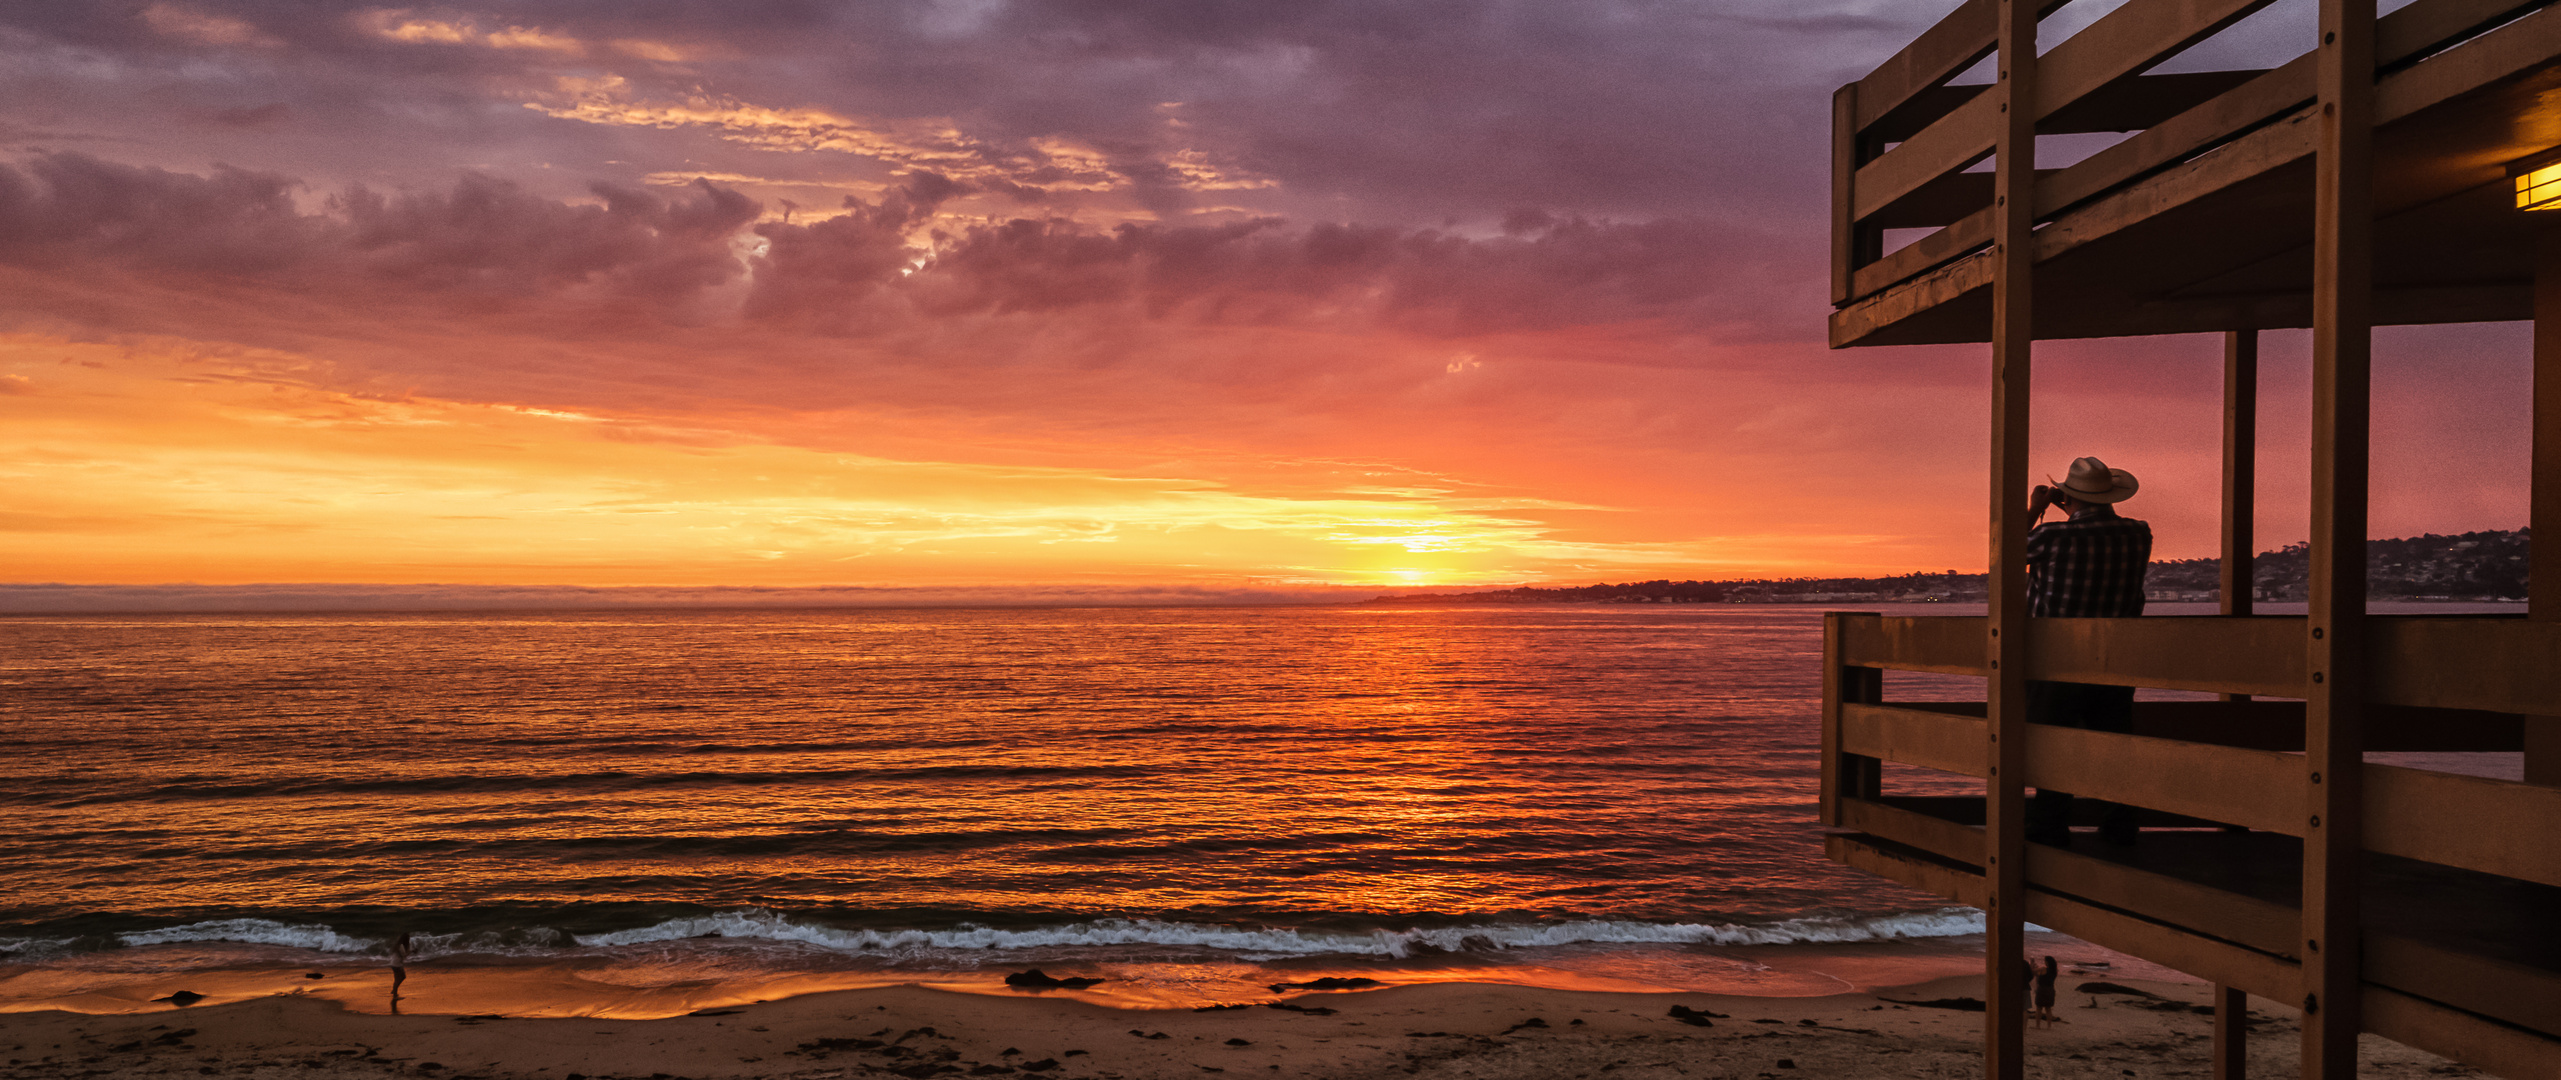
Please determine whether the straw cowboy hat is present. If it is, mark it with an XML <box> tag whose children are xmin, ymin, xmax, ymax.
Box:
<box><xmin>2054</xmin><ymin>456</ymin><xmax>2139</xmax><ymax>503</ymax></box>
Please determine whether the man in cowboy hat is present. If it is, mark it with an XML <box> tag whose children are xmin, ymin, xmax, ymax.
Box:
<box><xmin>2022</xmin><ymin>456</ymin><xmax>2151</xmax><ymax>847</ymax></box>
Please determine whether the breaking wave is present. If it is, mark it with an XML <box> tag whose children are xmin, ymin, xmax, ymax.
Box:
<box><xmin>2</xmin><ymin>906</ymin><xmax>2003</xmax><ymax>965</ymax></box>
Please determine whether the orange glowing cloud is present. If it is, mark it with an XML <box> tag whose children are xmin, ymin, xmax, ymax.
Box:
<box><xmin>2</xmin><ymin>334</ymin><xmax>1800</xmax><ymax>588</ymax></box>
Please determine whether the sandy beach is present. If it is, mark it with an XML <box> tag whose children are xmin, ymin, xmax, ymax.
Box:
<box><xmin>0</xmin><ymin>973</ymin><xmax>2473</xmax><ymax>1080</ymax></box>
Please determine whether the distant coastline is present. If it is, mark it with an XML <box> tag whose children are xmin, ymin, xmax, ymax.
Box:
<box><xmin>1368</xmin><ymin>527</ymin><xmax>2529</xmax><ymax>606</ymax></box>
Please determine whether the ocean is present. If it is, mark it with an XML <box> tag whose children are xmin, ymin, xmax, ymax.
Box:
<box><xmin>0</xmin><ymin>603</ymin><xmax>2162</xmax><ymax>1014</ymax></box>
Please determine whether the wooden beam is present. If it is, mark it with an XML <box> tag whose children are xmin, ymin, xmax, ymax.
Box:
<box><xmin>2222</xmin><ymin>330</ymin><xmax>2259</xmax><ymax>625</ymax></box>
<box><xmin>1823</xmin><ymin>612</ymin><xmax>1849</xmax><ymax>827</ymax></box>
<box><xmin>1853</xmin><ymin>205</ymin><xmax>1994</xmax><ymax>300</ymax></box>
<box><xmin>2375</xmin><ymin>0</ymin><xmax>2561</xmax><ymax>74</ymax></box>
<box><xmin>1855</xmin><ymin>0</ymin><xmax>2283</xmax><ymax>227</ymax></box>
<box><xmin>1834</xmin><ymin>2</ymin><xmax>2561</xmax><ymax>351</ymax></box>
<box><xmin>1823</xmin><ymin>611</ymin><xmax>1885</xmax><ymax>826</ymax></box>
<box><xmin>1849</xmin><ymin>699</ymin><xmax>2513</xmax><ymax>755</ymax></box>
<box><xmin>2029</xmin><ymin>112</ymin><xmax>2320</xmax><ymax>263</ymax></box>
<box><xmin>2362</xmin><ymin>986</ymin><xmax>2561</xmax><ymax>1080</ymax></box>
<box><xmin>2214</xmin><ymin>984</ymin><xmax>2248</xmax><ymax>1080</ymax></box>
<box><xmin>2533</xmin><ymin>229</ymin><xmax>2561</xmax><ymax>786</ymax></box>
<box><xmin>2375</xmin><ymin>2</ymin><xmax>2561</xmax><ymax>126</ymax></box>
<box><xmin>2304</xmin><ymin>2</ymin><xmax>2376</xmax><ymax>1075</ymax></box>
<box><xmin>1854</xmin><ymin>90</ymin><xmax>2000</xmax><ymax>223</ymax></box>
<box><xmin>2023</xmin><ymin>727</ymin><xmax>2305</xmax><ymax>835</ymax></box>
<box><xmin>1843</xmin><ymin>703</ymin><xmax>1988</xmax><ymax>777</ymax></box>
<box><xmin>1834</xmin><ymin>613</ymin><xmax>1991</xmax><ymax>675</ymax></box>
<box><xmin>2367</xmin><ymin>618</ymin><xmax>2561</xmax><ymax>713</ymax></box>
<box><xmin>2363</xmin><ymin>761</ymin><xmax>2561</xmax><ymax>888</ymax></box>
<box><xmin>1840</xmin><ymin>795</ymin><xmax>1988</xmax><ymax>865</ymax></box>
<box><xmin>2025</xmin><ymin>841</ymin><xmax>2299</xmax><ymax>956</ymax></box>
<box><xmin>2034</xmin><ymin>0</ymin><xmax>2279</xmax><ymax>126</ymax></box>
<box><xmin>1852</xmin><ymin>0</ymin><xmax>2000</xmax><ymax>133</ymax></box>
<box><xmin>1858</xmin><ymin>0</ymin><xmax>2548</xmax><ymax>287</ymax></box>
<box><xmin>2026</xmin><ymin>616</ymin><xmax>2306</xmax><ymax>694</ymax></box>
<box><xmin>2365</xmin><ymin>932</ymin><xmax>2561</xmax><ymax>1039</ymax></box>
<box><xmin>2020</xmin><ymin>890</ymin><xmax>2299</xmax><ymax>1003</ymax></box>
<box><xmin>1833</xmin><ymin>84</ymin><xmax>1866</xmax><ymax>308</ymax></box>
<box><xmin>1985</xmin><ymin>3</ymin><xmax>2037</xmax><ymax>1074</ymax></box>
<box><xmin>1826</xmin><ymin>833</ymin><xmax>1990</xmax><ymax>908</ymax></box>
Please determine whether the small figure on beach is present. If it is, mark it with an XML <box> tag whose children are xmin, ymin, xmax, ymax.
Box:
<box><xmin>388</xmin><ymin>932</ymin><xmax>413</xmax><ymax>1011</ymax></box>
<box><xmin>2022</xmin><ymin>456</ymin><xmax>2151</xmax><ymax>849</ymax></box>
<box><xmin>2032</xmin><ymin>955</ymin><xmax>2060</xmax><ymax>1027</ymax></box>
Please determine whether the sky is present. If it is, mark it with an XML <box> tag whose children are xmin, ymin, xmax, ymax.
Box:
<box><xmin>0</xmin><ymin>0</ymin><xmax>2537</xmax><ymax>600</ymax></box>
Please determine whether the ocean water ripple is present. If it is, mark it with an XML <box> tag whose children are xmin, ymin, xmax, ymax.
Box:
<box><xmin>1</xmin><ymin>605</ymin><xmax>1984</xmax><ymax>981</ymax></box>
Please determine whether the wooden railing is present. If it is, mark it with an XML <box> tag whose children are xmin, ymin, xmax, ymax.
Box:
<box><xmin>1817</xmin><ymin>610</ymin><xmax>2561</xmax><ymax>1078</ymax></box>
<box><xmin>1831</xmin><ymin>0</ymin><xmax>2561</xmax><ymax>342</ymax></box>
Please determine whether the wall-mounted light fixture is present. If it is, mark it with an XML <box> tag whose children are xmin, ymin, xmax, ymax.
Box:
<box><xmin>2513</xmin><ymin>148</ymin><xmax>2561</xmax><ymax>211</ymax></box>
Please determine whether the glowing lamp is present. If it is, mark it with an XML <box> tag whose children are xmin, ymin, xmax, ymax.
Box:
<box><xmin>2513</xmin><ymin>150</ymin><xmax>2561</xmax><ymax>211</ymax></box>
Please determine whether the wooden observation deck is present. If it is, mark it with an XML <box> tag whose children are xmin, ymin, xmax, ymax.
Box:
<box><xmin>1822</xmin><ymin>1</ymin><xmax>2561</xmax><ymax>1078</ymax></box>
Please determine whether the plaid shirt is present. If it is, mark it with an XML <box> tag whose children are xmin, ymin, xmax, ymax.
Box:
<box><xmin>2026</xmin><ymin>506</ymin><xmax>2151</xmax><ymax>617</ymax></box>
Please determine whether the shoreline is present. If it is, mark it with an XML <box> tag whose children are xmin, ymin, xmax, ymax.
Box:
<box><xmin>0</xmin><ymin>974</ymin><xmax>2471</xmax><ymax>1080</ymax></box>
<box><xmin>0</xmin><ymin>932</ymin><xmax>2202</xmax><ymax>1019</ymax></box>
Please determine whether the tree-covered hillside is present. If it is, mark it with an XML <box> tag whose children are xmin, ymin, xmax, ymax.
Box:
<box><xmin>1374</xmin><ymin>528</ymin><xmax>2529</xmax><ymax>605</ymax></box>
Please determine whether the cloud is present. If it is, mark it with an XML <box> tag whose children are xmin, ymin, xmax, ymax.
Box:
<box><xmin>0</xmin><ymin>153</ymin><xmax>758</xmax><ymax>309</ymax></box>
<box><xmin>0</xmin><ymin>152</ymin><xmax>1806</xmax><ymax>349</ymax></box>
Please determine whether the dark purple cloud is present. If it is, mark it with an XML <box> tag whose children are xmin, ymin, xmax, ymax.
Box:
<box><xmin>0</xmin><ymin>153</ymin><xmax>1809</xmax><ymax>346</ymax></box>
<box><xmin>0</xmin><ymin>1</ymin><xmax>1941</xmax><ymax>226</ymax></box>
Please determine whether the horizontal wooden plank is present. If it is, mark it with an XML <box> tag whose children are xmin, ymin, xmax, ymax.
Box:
<box><xmin>2035</xmin><ymin>53</ymin><xmax>2313</xmax><ymax>221</ymax></box>
<box><xmin>2365</xmin><ymin>762</ymin><xmax>2561</xmax><ymax>889</ymax></box>
<box><xmin>1842</xmin><ymin>703</ymin><xmax>1986</xmax><ymax>777</ymax></box>
<box><xmin>1836</xmin><ymin>614</ymin><xmax>1987</xmax><ymax>675</ymax></box>
<box><xmin>2367</xmin><ymin>932</ymin><xmax>2561</xmax><ymax>1042</ymax></box>
<box><xmin>2025</xmin><ymin>616</ymin><xmax>2307</xmax><ymax>695</ymax></box>
<box><xmin>2028</xmin><ymin>841</ymin><xmax>2299</xmax><ymax>957</ymax></box>
<box><xmin>1840</xmin><ymin>795</ymin><xmax>1986</xmax><ymax>865</ymax></box>
<box><xmin>2370</xmin><ymin>618</ymin><xmax>2561</xmax><ymax>713</ymax></box>
<box><xmin>2364</xmin><ymin>985</ymin><xmax>2561</xmax><ymax>1080</ymax></box>
<box><xmin>2379</xmin><ymin>0</ymin><xmax>2561</xmax><ymax>128</ymax></box>
<box><xmin>1855</xmin><ymin>0</ymin><xmax>2275</xmax><ymax>229</ymax></box>
<box><xmin>2029</xmin><ymin>109</ymin><xmax>2319</xmax><ymax>266</ymax></box>
<box><xmin>1827</xmin><ymin>833</ymin><xmax>1990</xmax><ymax>908</ymax></box>
<box><xmin>1852</xmin><ymin>0</ymin><xmax>1998</xmax><ymax>133</ymax></box>
<box><xmin>1853</xmin><ymin>89</ymin><xmax>1998</xmax><ymax>223</ymax></box>
<box><xmin>2025</xmin><ymin>727</ymin><xmax>2304</xmax><ymax>835</ymax></box>
<box><xmin>2131</xmin><ymin>700</ymin><xmax>2523</xmax><ymax>752</ymax></box>
<box><xmin>1831</xmin><ymin>246</ymin><xmax>1993</xmax><ymax>345</ymax></box>
<box><xmin>1849</xmin><ymin>204</ymin><xmax>1993</xmax><ymax>300</ymax></box>
<box><xmin>2377</xmin><ymin>0</ymin><xmax>2557</xmax><ymax>72</ymax></box>
<box><xmin>2033</xmin><ymin>0</ymin><xmax>2276</xmax><ymax>126</ymax></box>
<box><xmin>2022</xmin><ymin>890</ymin><xmax>2299</xmax><ymax>1002</ymax></box>
<box><xmin>1831</xmin><ymin>616</ymin><xmax>2557</xmax><ymax>711</ymax></box>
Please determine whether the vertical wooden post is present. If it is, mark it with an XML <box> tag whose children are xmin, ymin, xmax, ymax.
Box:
<box><xmin>2214</xmin><ymin>985</ymin><xmax>2250</xmax><ymax>1080</ymax></box>
<box><xmin>1986</xmin><ymin>2</ymin><xmax>2039</xmax><ymax>1078</ymax></box>
<box><xmin>1833</xmin><ymin>84</ymin><xmax>1865</xmax><ymax>308</ymax></box>
<box><xmin>2223</xmin><ymin>330</ymin><xmax>2260</xmax><ymax>625</ymax></box>
<box><xmin>2214</xmin><ymin>330</ymin><xmax>2260</xmax><ymax>1078</ymax></box>
<box><xmin>2530</xmin><ymin>235</ymin><xmax>2561</xmax><ymax>785</ymax></box>
<box><xmin>2306</xmin><ymin>2</ymin><xmax>2374</xmax><ymax>1077</ymax></box>
<box><xmin>1822</xmin><ymin>613</ymin><xmax>1850</xmax><ymax>825</ymax></box>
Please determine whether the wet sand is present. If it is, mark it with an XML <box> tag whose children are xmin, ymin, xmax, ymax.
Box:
<box><xmin>0</xmin><ymin>974</ymin><xmax>2474</xmax><ymax>1080</ymax></box>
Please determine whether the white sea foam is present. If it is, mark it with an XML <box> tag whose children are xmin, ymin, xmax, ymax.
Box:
<box><xmin>573</xmin><ymin>906</ymin><xmax>2000</xmax><ymax>959</ymax></box>
<box><xmin>116</xmin><ymin>919</ymin><xmax>384</xmax><ymax>954</ymax></box>
<box><xmin>51</xmin><ymin>908</ymin><xmax>2018</xmax><ymax>968</ymax></box>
